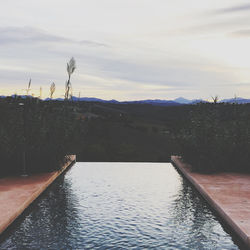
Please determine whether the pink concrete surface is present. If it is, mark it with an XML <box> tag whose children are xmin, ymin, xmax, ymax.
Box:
<box><xmin>171</xmin><ymin>155</ymin><xmax>250</xmax><ymax>247</ymax></box>
<box><xmin>0</xmin><ymin>155</ymin><xmax>76</xmax><ymax>235</ymax></box>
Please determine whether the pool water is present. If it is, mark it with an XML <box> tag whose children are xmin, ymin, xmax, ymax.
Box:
<box><xmin>0</xmin><ymin>162</ymin><xmax>239</xmax><ymax>249</ymax></box>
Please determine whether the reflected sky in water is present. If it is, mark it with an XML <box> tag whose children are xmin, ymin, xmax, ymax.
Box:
<box><xmin>0</xmin><ymin>162</ymin><xmax>239</xmax><ymax>249</ymax></box>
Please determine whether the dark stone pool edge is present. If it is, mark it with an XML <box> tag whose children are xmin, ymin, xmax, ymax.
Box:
<box><xmin>171</xmin><ymin>155</ymin><xmax>250</xmax><ymax>249</ymax></box>
<box><xmin>0</xmin><ymin>155</ymin><xmax>76</xmax><ymax>235</ymax></box>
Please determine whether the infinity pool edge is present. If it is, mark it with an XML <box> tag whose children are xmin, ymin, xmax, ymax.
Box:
<box><xmin>171</xmin><ymin>155</ymin><xmax>250</xmax><ymax>248</ymax></box>
<box><xmin>0</xmin><ymin>155</ymin><xmax>76</xmax><ymax>235</ymax></box>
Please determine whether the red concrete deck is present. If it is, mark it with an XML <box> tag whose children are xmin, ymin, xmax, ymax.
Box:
<box><xmin>0</xmin><ymin>155</ymin><xmax>76</xmax><ymax>235</ymax></box>
<box><xmin>171</xmin><ymin>156</ymin><xmax>250</xmax><ymax>247</ymax></box>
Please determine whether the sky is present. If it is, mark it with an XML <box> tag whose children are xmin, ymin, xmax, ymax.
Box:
<box><xmin>0</xmin><ymin>0</ymin><xmax>250</xmax><ymax>101</ymax></box>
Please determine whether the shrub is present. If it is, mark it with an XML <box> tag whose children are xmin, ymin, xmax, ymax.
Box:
<box><xmin>0</xmin><ymin>96</ymin><xmax>85</xmax><ymax>177</ymax></box>
<box><xmin>176</xmin><ymin>103</ymin><xmax>250</xmax><ymax>173</ymax></box>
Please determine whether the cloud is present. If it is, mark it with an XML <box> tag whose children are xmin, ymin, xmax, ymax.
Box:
<box><xmin>175</xmin><ymin>17</ymin><xmax>250</xmax><ymax>36</ymax></box>
<box><xmin>221</xmin><ymin>82</ymin><xmax>250</xmax><ymax>87</ymax></box>
<box><xmin>0</xmin><ymin>26</ymin><xmax>68</xmax><ymax>44</ymax></box>
<box><xmin>174</xmin><ymin>3</ymin><xmax>250</xmax><ymax>37</ymax></box>
<box><xmin>0</xmin><ymin>26</ymin><xmax>109</xmax><ymax>47</ymax></box>
<box><xmin>214</xmin><ymin>4</ymin><xmax>250</xmax><ymax>14</ymax></box>
<box><xmin>228</xmin><ymin>29</ymin><xmax>250</xmax><ymax>38</ymax></box>
<box><xmin>79</xmin><ymin>40</ymin><xmax>109</xmax><ymax>47</ymax></box>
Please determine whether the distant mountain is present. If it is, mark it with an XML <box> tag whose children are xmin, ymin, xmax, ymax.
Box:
<box><xmin>123</xmin><ymin>99</ymin><xmax>181</xmax><ymax>106</ymax></box>
<box><xmin>11</xmin><ymin>94</ymin><xmax>34</xmax><ymax>99</ymax></box>
<box><xmin>44</xmin><ymin>96</ymin><xmax>204</xmax><ymax>105</ymax></box>
<box><xmin>220</xmin><ymin>97</ymin><xmax>250</xmax><ymax>104</ymax></box>
<box><xmin>4</xmin><ymin>95</ymin><xmax>250</xmax><ymax>105</ymax></box>
<box><xmin>190</xmin><ymin>99</ymin><xmax>207</xmax><ymax>104</ymax></box>
<box><xmin>44</xmin><ymin>97</ymin><xmax>119</xmax><ymax>103</ymax></box>
<box><xmin>174</xmin><ymin>97</ymin><xmax>205</xmax><ymax>104</ymax></box>
<box><xmin>48</xmin><ymin>97</ymin><xmax>181</xmax><ymax>106</ymax></box>
<box><xmin>71</xmin><ymin>97</ymin><xmax>119</xmax><ymax>103</ymax></box>
<box><xmin>174</xmin><ymin>97</ymin><xmax>191</xmax><ymax>104</ymax></box>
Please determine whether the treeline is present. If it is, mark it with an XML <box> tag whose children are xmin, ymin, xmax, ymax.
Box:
<box><xmin>76</xmin><ymin>102</ymin><xmax>182</xmax><ymax>163</ymax></box>
<box><xmin>0</xmin><ymin>96</ymin><xmax>85</xmax><ymax>177</ymax></box>
<box><xmin>176</xmin><ymin>102</ymin><xmax>250</xmax><ymax>173</ymax></box>
<box><xmin>1</xmin><ymin>96</ymin><xmax>250</xmax><ymax>176</ymax></box>
<box><xmin>77</xmin><ymin>118</ymin><xmax>174</xmax><ymax>162</ymax></box>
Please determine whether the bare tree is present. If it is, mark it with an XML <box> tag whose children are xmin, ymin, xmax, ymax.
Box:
<box><xmin>65</xmin><ymin>57</ymin><xmax>76</xmax><ymax>100</ymax></box>
<box><xmin>50</xmin><ymin>82</ymin><xmax>56</xmax><ymax>99</ymax></box>
<box><xmin>211</xmin><ymin>95</ymin><xmax>219</xmax><ymax>104</ymax></box>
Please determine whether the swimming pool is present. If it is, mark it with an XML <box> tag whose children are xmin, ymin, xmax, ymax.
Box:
<box><xmin>0</xmin><ymin>162</ymin><xmax>239</xmax><ymax>249</ymax></box>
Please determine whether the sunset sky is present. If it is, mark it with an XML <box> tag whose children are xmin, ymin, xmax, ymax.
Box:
<box><xmin>1</xmin><ymin>0</ymin><xmax>250</xmax><ymax>100</ymax></box>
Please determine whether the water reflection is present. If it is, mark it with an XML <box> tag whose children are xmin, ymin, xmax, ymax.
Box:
<box><xmin>0</xmin><ymin>174</ymin><xmax>83</xmax><ymax>249</ymax></box>
<box><xmin>0</xmin><ymin>162</ymin><xmax>239</xmax><ymax>249</ymax></box>
<box><xmin>169</xmin><ymin>179</ymin><xmax>237</xmax><ymax>249</ymax></box>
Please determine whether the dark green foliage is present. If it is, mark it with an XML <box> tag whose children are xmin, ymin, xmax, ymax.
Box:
<box><xmin>75</xmin><ymin>102</ymin><xmax>181</xmax><ymax>163</ymax></box>
<box><xmin>176</xmin><ymin>103</ymin><xmax>250</xmax><ymax>173</ymax></box>
<box><xmin>0</xmin><ymin>96</ymin><xmax>85</xmax><ymax>177</ymax></box>
<box><xmin>2</xmin><ymin>96</ymin><xmax>250</xmax><ymax>176</ymax></box>
<box><xmin>77</xmin><ymin>118</ymin><xmax>174</xmax><ymax>162</ymax></box>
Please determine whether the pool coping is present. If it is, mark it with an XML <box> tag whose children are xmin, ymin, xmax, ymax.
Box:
<box><xmin>0</xmin><ymin>155</ymin><xmax>76</xmax><ymax>235</ymax></box>
<box><xmin>171</xmin><ymin>155</ymin><xmax>250</xmax><ymax>248</ymax></box>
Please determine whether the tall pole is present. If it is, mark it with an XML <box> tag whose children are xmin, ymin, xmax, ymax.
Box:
<box><xmin>19</xmin><ymin>102</ymin><xmax>28</xmax><ymax>177</ymax></box>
